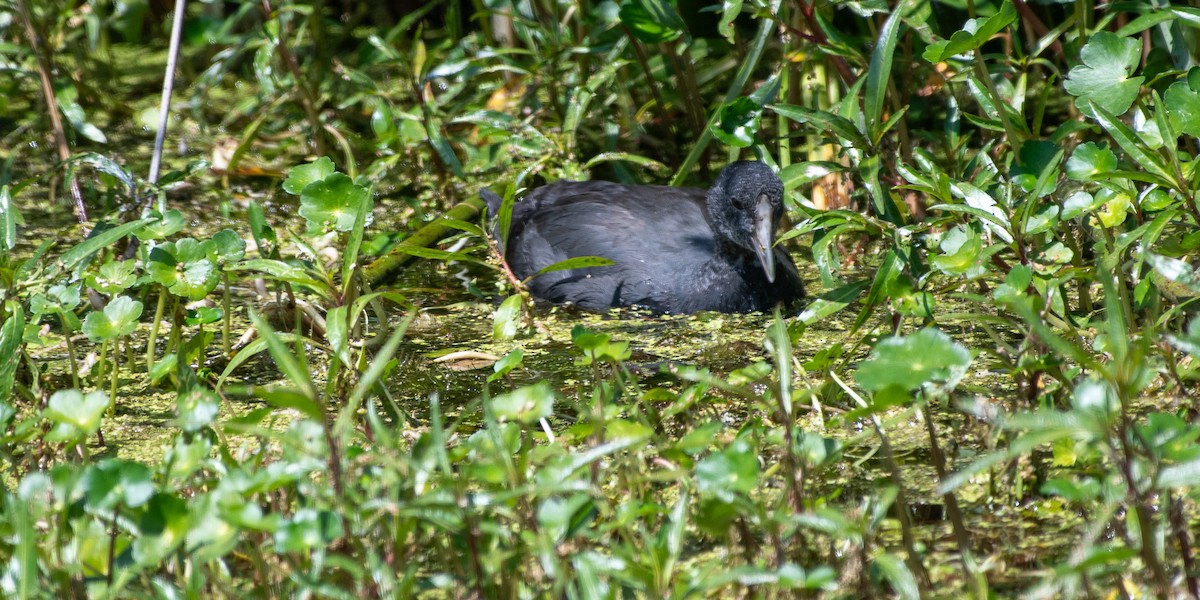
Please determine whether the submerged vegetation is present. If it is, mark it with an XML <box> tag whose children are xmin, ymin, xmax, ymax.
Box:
<box><xmin>2</xmin><ymin>0</ymin><xmax>1200</xmax><ymax>597</ymax></box>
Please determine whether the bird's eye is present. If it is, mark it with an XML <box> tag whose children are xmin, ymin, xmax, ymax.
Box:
<box><xmin>731</xmin><ymin>197</ymin><xmax>746</xmax><ymax>210</ymax></box>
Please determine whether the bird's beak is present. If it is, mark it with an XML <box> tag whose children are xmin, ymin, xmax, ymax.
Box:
<box><xmin>753</xmin><ymin>194</ymin><xmax>776</xmax><ymax>283</ymax></box>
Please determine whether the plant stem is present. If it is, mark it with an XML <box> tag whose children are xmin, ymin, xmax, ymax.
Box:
<box><xmin>920</xmin><ymin>402</ymin><xmax>984</xmax><ymax>599</ymax></box>
<box><xmin>65</xmin><ymin>330</ymin><xmax>79</xmax><ymax>389</ymax></box>
<box><xmin>671</xmin><ymin>15</ymin><xmax>775</xmax><ymax>185</ymax></box>
<box><xmin>222</xmin><ymin>272</ymin><xmax>232</xmax><ymax>357</ymax></box>
<box><xmin>147</xmin><ymin>290</ymin><xmax>166</xmax><ymax>373</ymax></box>
<box><xmin>147</xmin><ymin>0</ymin><xmax>186</xmax><ymax>187</ymax></box>
<box><xmin>14</xmin><ymin>0</ymin><xmax>87</xmax><ymax>222</ymax></box>
<box><xmin>831</xmin><ymin>371</ymin><xmax>930</xmax><ymax>595</ymax></box>
<box><xmin>107</xmin><ymin>504</ymin><xmax>119</xmax><ymax>587</ymax></box>
<box><xmin>260</xmin><ymin>0</ymin><xmax>326</xmax><ymax>157</ymax></box>
<box><xmin>109</xmin><ymin>339</ymin><xmax>120</xmax><ymax>417</ymax></box>
<box><xmin>97</xmin><ymin>340</ymin><xmax>108</xmax><ymax>392</ymax></box>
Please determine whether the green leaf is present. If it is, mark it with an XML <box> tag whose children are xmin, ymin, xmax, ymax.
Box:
<box><xmin>135</xmin><ymin>209</ymin><xmax>186</xmax><ymax>241</ymax></box>
<box><xmin>133</xmin><ymin>493</ymin><xmax>191</xmax><ymax>565</ymax></box>
<box><xmin>712</xmin><ymin>97</ymin><xmax>762</xmax><ymax>148</ymax></box>
<box><xmin>211</xmin><ymin>228</ymin><xmax>247</xmax><ymax>265</ymax></box>
<box><xmin>71</xmin><ymin>153</ymin><xmax>134</xmax><ymax>192</ymax></box>
<box><xmin>249</xmin><ymin>312</ymin><xmax>320</xmax><ymax>407</ymax></box>
<box><xmin>856</xmin><ymin>327</ymin><xmax>972</xmax><ymax>392</ymax></box>
<box><xmin>0</xmin><ymin>304</ymin><xmax>26</xmax><ymax>405</ymax></box>
<box><xmin>921</xmin><ymin>0</ymin><xmax>1018</xmax><ymax>63</ymax></box>
<box><xmin>282</xmin><ymin>156</ymin><xmax>336</xmax><ymax>195</ymax></box>
<box><xmin>1159</xmin><ymin>452</ymin><xmax>1200</xmax><ymax>489</ymax></box>
<box><xmin>1010</xmin><ymin>140</ymin><xmax>1061</xmax><ymax>197</ymax></box>
<box><xmin>299</xmin><ymin>172</ymin><xmax>373</xmax><ymax>233</ymax></box>
<box><xmin>1064</xmin><ymin>32</ymin><xmax>1144</xmax><ymax>116</ymax></box>
<box><xmin>618</xmin><ymin>0</ymin><xmax>682</xmax><ymax>43</ymax></box>
<box><xmin>176</xmin><ymin>386</ymin><xmax>220</xmax><ymax>432</ymax></box>
<box><xmin>44</xmin><ymin>389</ymin><xmax>109</xmax><ymax>442</ymax></box>
<box><xmin>565</xmin><ymin>61</ymin><xmax>624</xmax><ymax>141</ymax></box>
<box><xmin>872</xmin><ymin>553</ymin><xmax>920</xmax><ymax>600</ymax></box>
<box><xmin>770</xmin><ymin>104</ymin><xmax>867</xmax><ymax>148</ymax></box>
<box><xmin>1095</xmin><ymin>190</ymin><xmax>1133</xmax><ymax>228</ymax></box>
<box><xmin>1023</xmin><ymin>203</ymin><xmax>1060</xmax><ymax>235</ymax></box>
<box><xmin>1164</xmin><ymin>69</ymin><xmax>1200</xmax><ymax>139</ymax></box>
<box><xmin>275</xmin><ymin>508</ymin><xmax>344</xmax><ymax>553</ymax></box>
<box><xmin>930</xmin><ymin>225</ymin><xmax>985</xmax><ymax>278</ymax></box>
<box><xmin>780</xmin><ymin>162</ymin><xmax>846</xmax><ymax>191</ymax></box>
<box><xmin>1088</xmin><ymin>100</ymin><xmax>1175</xmax><ymax>186</ymax></box>
<box><xmin>696</xmin><ymin>439</ymin><xmax>759</xmax><ymax>502</ymax></box>
<box><xmin>1037</xmin><ymin>241</ymin><xmax>1073</xmax><ymax>264</ymax></box>
<box><xmin>255</xmin><ymin>387</ymin><xmax>324</xmax><ymax>422</ymax></box>
<box><xmin>491</xmin><ymin>380</ymin><xmax>555</xmax><ymax>425</ymax></box>
<box><xmin>147</xmin><ymin>239</ymin><xmax>220</xmax><ymax>300</ymax></box>
<box><xmin>1147</xmin><ymin>253</ymin><xmax>1200</xmax><ymax>294</ymax></box>
<box><xmin>1065</xmin><ymin>142</ymin><xmax>1118</xmax><ymax>181</ymax></box>
<box><xmin>572</xmin><ymin>326</ymin><xmax>631</xmax><ymax>365</ymax></box>
<box><xmin>82</xmin><ymin>295</ymin><xmax>143</xmax><ymax>342</ymax></box>
<box><xmin>798</xmin><ymin>279</ymin><xmax>870</xmax><ymax>325</ymax></box>
<box><xmin>717</xmin><ymin>0</ymin><xmax>743</xmax><ymax>43</ymax></box>
<box><xmin>57</xmin><ymin>85</ymin><xmax>108</xmax><ymax>143</ymax></box>
<box><xmin>488</xmin><ymin>348</ymin><xmax>524</xmax><ymax>382</ymax></box>
<box><xmin>493</xmin><ymin>294</ymin><xmax>523</xmax><ymax>342</ymax></box>
<box><xmin>83</xmin><ymin>459</ymin><xmax>155</xmax><ymax>510</ymax></box>
<box><xmin>232</xmin><ymin>259</ymin><xmax>325</xmax><ymax>290</ymax></box>
<box><xmin>864</xmin><ymin>5</ymin><xmax>903</xmax><ymax>137</ymax></box>
<box><xmin>1061</xmin><ymin>190</ymin><xmax>1101</xmax><ymax>220</ymax></box>
<box><xmin>948</xmin><ymin>181</ymin><xmax>1014</xmax><ymax>242</ymax></box>
<box><xmin>85</xmin><ymin>259</ymin><xmax>137</xmax><ymax>294</ymax></box>
<box><xmin>0</xmin><ymin>185</ymin><xmax>19</xmax><ymax>251</ymax></box>
<box><xmin>57</xmin><ymin>217</ymin><xmax>156</xmax><ymax>274</ymax></box>
<box><xmin>185</xmin><ymin>307</ymin><xmax>223</xmax><ymax>326</ymax></box>
<box><xmin>528</xmin><ymin>256</ymin><xmax>615</xmax><ymax>280</ymax></box>
<box><xmin>1140</xmin><ymin>189</ymin><xmax>1173</xmax><ymax>212</ymax></box>
<box><xmin>674</xmin><ymin>421</ymin><xmax>724</xmax><ymax>454</ymax></box>
<box><xmin>581</xmin><ymin>152</ymin><xmax>669</xmax><ymax>173</ymax></box>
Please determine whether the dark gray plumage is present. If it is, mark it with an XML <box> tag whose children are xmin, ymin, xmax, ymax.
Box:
<box><xmin>482</xmin><ymin>161</ymin><xmax>805</xmax><ymax>314</ymax></box>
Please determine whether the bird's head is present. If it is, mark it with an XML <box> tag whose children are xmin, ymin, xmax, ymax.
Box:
<box><xmin>707</xmin><ymin>161</ymin><xmax>786</xmax><ymax>282</ymax></box>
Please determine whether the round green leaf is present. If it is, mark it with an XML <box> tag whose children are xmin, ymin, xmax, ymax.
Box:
<box><xmin>491</xmin><ymin>381</ymin><xmax>555</xmax><ymax>424</ymax></box>
<box><xmin>1139</xmin><ymin>188</ymin><xmax>1173</xmax><ymax>211</ymax></box>
<box><xmin>82</xmin><ymin>295</ymin><xmax>144</xmax><ymax>342</ymax></box>
<box><xmin>1065</xmin><ymin>142</ymin><xmax>1118</xmax><ymax>182</ymax></box>
<box><xmin>930</xmin><ymin>225</ymin><xmax>985</xmax><ymax>278</ymax></box>
<box><xmin>696</xmin><ymin>439</ymin><xmax>760</xmax><ymax>502</ymax></box>
<box><xmin>855</xmin><ymin>327</ymin><xmax>972</xmax><ymax>392</ymax></box>
<box><xmin>147</xmin><ymin>239</ymin><xmax>220</xmax><ymax>300</ymax></box>
<box><xmin>86</xmin><ymin>259</ymin><xmax>138</xmax><ymax>294</ymax></box>
<box><xmin>1165</xmin><ymin>70</ymin><xmax>1200</xmax><ymax>139</ymax></box>
<box><xmin>1064</xmin><ymin>31</ymin><xmax>1145</xmax><ymax>116</ymax></box>
<box><xmin>30</xmin><ymin>284</ymin><xmax>82</xmax><ymax>317</ymax></box>
<box><xmin>83</xmin><ymin>459</ymin><xmax>155</xmax><ymax>510</ymax></box>
<box><xmin>211</xmin><ymin>228</ymin><xmax>247</xmax><ymax>265</ymax></box>
<box><xmin>133</xmin><ymin>493</ymin><xmax>191</xmax><ymax>565</ymax></box>
<box><xmin>299</xmin><ymin>172</ymin><xmax>373</xmax><ymax>233</ymax></box>
<box><xmin>1095</xmin><ymin>191</ymin><xmax>1132</xmax><ymax>228</ymax></box>
<box><xmin>1023</xmin><ymin>203</ymin><xmax>1060</xmax><ymax>235</ymax></box>
<box><xmin>282</xmin><ymin>156</ymin><xmax>336</xmax><ymax>195</ymax></box>
<box><xmin>44</xmin><ymin>389</ymin><xmax>109</xmax><ymax>440</ymax></box>
<box><xmin>185</xmin><ymin>306</ymin><xmax>223</xmax><ymax>326</ymax></box>
<box><xmin>135</xmin><ymin>209</ymin><xmax>187</xmax><ymax>241</ymax></box>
